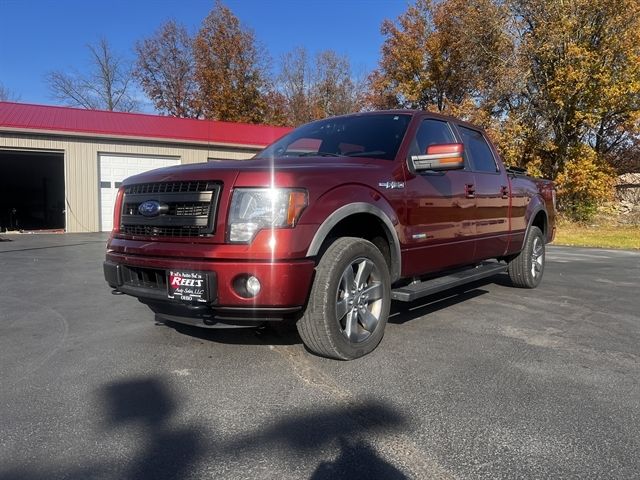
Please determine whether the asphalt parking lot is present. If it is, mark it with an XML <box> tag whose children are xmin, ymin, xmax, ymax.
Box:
<box><xmin>1</xmin><ymin>233</ymin><xmax>638</xmax><ymax>479</ymax></box>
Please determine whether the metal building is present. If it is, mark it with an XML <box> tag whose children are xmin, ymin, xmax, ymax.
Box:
<box><xmin>0</xmin><ymin>102</ymin><xmax>290</xmax><ymax>233</ymax></box>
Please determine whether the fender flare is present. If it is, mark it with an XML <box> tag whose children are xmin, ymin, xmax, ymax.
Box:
<box><xmin>521</xmin><ymin>202</ymin><xmax>548</xmax><ymax>249</ymax></box>
<box><xmin>306</xmin><ymin>202</ymin><xmax>402</xmax><ymax>282</ymax></box>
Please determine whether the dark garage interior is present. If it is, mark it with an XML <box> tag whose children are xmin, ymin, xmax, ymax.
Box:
<box><xmin>0</xmin><ymin>150</ymin><xmax>65</xmax><ymax>231</ymax></box>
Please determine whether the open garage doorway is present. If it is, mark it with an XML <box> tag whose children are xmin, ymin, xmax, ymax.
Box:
<box><xmin>0</xmin><ymin>150</ymin><xmax>65</xmax><ymax>232</ymax></box>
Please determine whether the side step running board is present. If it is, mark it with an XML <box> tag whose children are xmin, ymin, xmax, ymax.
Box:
<box><xmin>391</xmin><ymin>262</ymin><xmax>507</xmax><ymax>302</ymax></box>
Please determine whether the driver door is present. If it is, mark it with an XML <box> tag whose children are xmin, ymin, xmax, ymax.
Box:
<box><xmin>402</xmin><ymin>117</ymin><xmax>477</xmax><ymax>277</ymax></box>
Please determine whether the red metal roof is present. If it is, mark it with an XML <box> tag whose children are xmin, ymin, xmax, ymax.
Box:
<box><xmin>0</xmin><ymin>101</ymin><xmax>291</xmax><ymax>147</ymax></box>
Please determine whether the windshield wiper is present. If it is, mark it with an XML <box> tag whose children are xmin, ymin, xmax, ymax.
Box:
<box><xmin>344</xmin><ymin>150</ymin><xmax>386</xmax><ymax>157</ymax></box>
<box><xmin>297</xmin><ymin>151</ymin><xmax>342</xmax><ymax>157</ymax></box>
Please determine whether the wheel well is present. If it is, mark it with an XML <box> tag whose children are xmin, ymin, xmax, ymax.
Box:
<box><xmin>532</xmin><ymin>210</ymin><xmax>547</xmax><ymax>237</ymax></box>
<box><xmin>317</xmin><ymin>213</ymin><xmax>393</xmax><ymax>275</ymax></box>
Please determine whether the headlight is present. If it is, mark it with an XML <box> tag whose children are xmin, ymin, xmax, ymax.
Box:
<box><xmin>228</xmin><ymin>188</ymin><xmax>308</xmax><ymax>243</ymax></box>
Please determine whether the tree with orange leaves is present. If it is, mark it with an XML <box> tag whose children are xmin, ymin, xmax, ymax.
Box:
<box><xmin>369</xmin><ymin>0</ymin><xmax>640</xmax><ymax>220</ymax></box>
<box><xmin>193</xmin><ymin>0</ymin><xmax>270</xmax><ymax>123</ymax></box>
<box><xmin>135</xmin><ymin>20</ymin><xmax>201</xmax><ymax>118</ymax></box>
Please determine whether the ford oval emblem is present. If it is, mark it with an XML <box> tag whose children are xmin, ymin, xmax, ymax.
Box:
<box><xmin>138</xmin><ymin>200</ymin><xmax>162</xmax><ymax>217</ymax></box>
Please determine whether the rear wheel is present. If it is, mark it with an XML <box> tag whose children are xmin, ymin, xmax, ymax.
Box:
<box><xmin>507</xmin><ymin>226</ymin><xmax>545</xmax><ymax>288</ymax></box>
<box><xmin>297</xmin><ymin>237</ymin><xmax>391</xmax><ymax>360</ymax></box>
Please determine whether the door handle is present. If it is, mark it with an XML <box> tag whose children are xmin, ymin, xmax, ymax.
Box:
<box><xmin>465</xmin><ymin>184</ymin><xmax>475</xmax><ymax>198</ymax></box>
<box><xmin>501</xmin><ymin>185</ymin><xmax>509</xmax><ymax>199</ymax></box>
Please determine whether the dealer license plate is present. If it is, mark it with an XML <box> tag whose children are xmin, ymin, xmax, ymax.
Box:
<box><xmin>167</xmin><ymin>271</ymin><xmax>209</xmax><ymax>304</ymax></box>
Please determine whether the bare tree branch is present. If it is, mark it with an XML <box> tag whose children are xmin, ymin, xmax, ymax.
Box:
<box><xmin>46</xmin><ymin>38</ymin><xmax>137</xmax><ymax>111</ymax></box>
<box><xmin>0</xmin><ymin>82</ymin><xmax>20</xmax><ymax>102</ymax></box>
<box><xmin>276</xmin><ymin>47</ymin><xmax>365</xmax><ymax>126</ymax></box>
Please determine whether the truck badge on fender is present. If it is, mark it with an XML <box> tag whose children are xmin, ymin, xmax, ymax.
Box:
<box><xmin>378</xmin><ymin>181</ymin><xmax>405</xmax><ymax>189</ymax></box>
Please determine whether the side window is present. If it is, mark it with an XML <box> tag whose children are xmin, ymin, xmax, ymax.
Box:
<box><xmin>458</xmin><ymin>126</ymin><xmax>498</xmax><ymax>173</ymax></box>
<box><xmin>409</xmin><ymin>119</ymin><xmax>456</xmax><ymax>157</ymax></box>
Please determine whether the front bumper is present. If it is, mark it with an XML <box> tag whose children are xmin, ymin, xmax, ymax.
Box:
<box><xmin>104</xmin><ymin>252</ymin><xmax>315</xmax><ymax>324</ymax></box>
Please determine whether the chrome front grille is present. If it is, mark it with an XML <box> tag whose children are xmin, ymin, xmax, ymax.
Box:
<box><xmin>120</xmin><ymin>181</ymin><xmax>221</xmax><ymax>238</ymax></box>
<box><xmin>120</xmin><ymin>225</ymin><xmax>208</xmax><ymax>238</ymax></box>
<box><xmin>123</xmin><ymin>202</ymin><xmax>211</xmax><ymax>217</ymax></box>
<box><xmin>125</xmin><ymin>181</ymin><xmax>214</xmax><ymax>194</ymax></box>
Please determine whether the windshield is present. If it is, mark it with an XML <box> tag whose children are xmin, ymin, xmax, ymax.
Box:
<box><xmin>256</xmin><ymin>113</ymin><xmax>412</xmax><ymax>161</ymax></box>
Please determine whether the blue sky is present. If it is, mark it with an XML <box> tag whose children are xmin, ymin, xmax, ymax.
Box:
<box><xmin>0</xmin><ymin>0</ymin><xmax>409</xmax><ymax>112</ymax></box>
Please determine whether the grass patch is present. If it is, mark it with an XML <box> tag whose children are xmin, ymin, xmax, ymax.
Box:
<box><xmin>554</xmin><ymin>222</ymin><xmax>640</xmax><ymax>250</ymax></box>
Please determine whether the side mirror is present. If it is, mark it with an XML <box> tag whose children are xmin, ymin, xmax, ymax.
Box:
<box><xmin>410</xmin><ymin>143</ymin><xmax>465</xmax><ymax>171</ymax></box>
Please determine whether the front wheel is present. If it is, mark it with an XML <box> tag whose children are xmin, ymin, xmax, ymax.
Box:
<box><xmin>507</xmin><ymin>226</ymin><xmax>545</xmax><ymax>288</ymax></box>
<box><xmin>297</xmin><ymin>237</ymin><xmax>391</xmax><ymax>360</ymax></box>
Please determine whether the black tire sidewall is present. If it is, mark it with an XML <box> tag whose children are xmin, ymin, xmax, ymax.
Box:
<box><xmin>315</xmin><ymin>238</ymin><xmax>391</xmax><ymax>359</ymax></box>
<box><xmin>523</xmin><ymin>226</ymin><xmax>545</xmax><ymax>288</ymax></box>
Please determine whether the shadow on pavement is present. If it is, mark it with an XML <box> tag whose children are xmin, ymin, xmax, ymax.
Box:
<box><xmin>490</xmin><ymin>272</ymin><xmax>520</xmax><ymax>287</ymax></box>
<box><xmin>101</xmin><ymin>377</ymin><xmax>206</xmax><ymax>480</ymax></box>
<box><xmin>163</xmin><ymin>320</ymin><xmax>303</xmax><ymax>346</ymax></box>
<box><xmin>162</xmin><ymin>278</ymin><xmax>504</xmax><ymax>346</ymax></box>
<box><xmin>389</xmin><ymin>283</ymin><xmax>491</xmax><ymax>325</ymax></box>
<box><xmin>224</xmin><ymin>399</ymin><xmax>406</xmax><ymax>453</ymax></box>
<box><xmin>311</xmin><ymin>437</ymin><xmax>407</xmax><ymax>480</ymax></box>
<box><xmin>1</xmin><ymin>375</ymin><xmax>409</xmax><ymax>479</ymax></box>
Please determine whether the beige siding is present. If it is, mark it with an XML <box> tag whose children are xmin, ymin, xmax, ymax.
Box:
<box><xmin>0</xmin><ymin>132</ymin><xmax>260</xmax><ymax>232</ymax></box>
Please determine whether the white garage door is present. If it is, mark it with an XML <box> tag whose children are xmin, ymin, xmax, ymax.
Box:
<box><xmin>99</xmin><ymin>154</ymin><xmax>180</xmax><ymax>231</ymax></box>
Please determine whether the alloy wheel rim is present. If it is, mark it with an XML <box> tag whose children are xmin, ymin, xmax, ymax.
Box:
<box><xmin>531</xmin><ymin>237</ymin><xmax>544</xmax><ymax>278</ymax></box>
<box><xmin>335</xmin><ymin>257</ymin><xmax>384</xmax><ymax>343</ymax></box>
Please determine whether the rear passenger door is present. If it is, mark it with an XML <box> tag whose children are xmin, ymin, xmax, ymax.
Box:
<box><xmin>402</xmin><ymin>117</ymin><xmax>477</xmax><ymax>277</ymax></box>
<box><xmin>456</xmin><ymin>125</ymin><xmax>510</xmax><ymax>260</ymax></box>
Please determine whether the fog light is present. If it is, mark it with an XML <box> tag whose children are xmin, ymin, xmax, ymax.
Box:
<box><xmin>246</xmin><ymin>276</ymin><xmax>261</xmax><ymax>296</ymax></box>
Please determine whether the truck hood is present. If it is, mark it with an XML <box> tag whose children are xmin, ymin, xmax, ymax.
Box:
<box><xmin>121</xmin><ymin>156</ymin><xmax>384</xmax><ymax>186</ymax></box>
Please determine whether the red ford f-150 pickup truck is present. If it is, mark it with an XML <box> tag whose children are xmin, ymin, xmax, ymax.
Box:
<box><xmin>104</xmin><ymin>110</ymin><xmax>556</xmax><ymax>359</ymax></box>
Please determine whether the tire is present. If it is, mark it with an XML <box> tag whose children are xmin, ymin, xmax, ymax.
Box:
<box><xmin>297</xmin><ymin>237</ymin><xmax>391</xmax><ymax>360</ymax></box>
<box><xmin>507</xmin><ymin>226</ymin><xmax>545</xmax><ymax>288</ymax></box>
